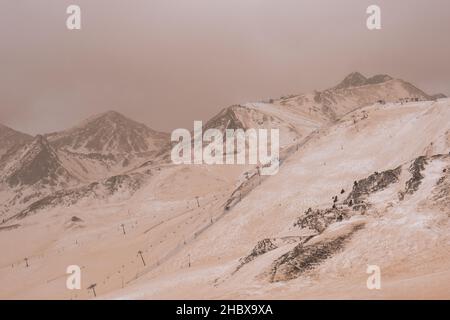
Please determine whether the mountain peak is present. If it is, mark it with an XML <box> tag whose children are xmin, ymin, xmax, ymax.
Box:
<box><xmin>80</xmin><ymin>110</ymin><xmax>131</xmax><ymax>126</ymax></box>
<box><xmin>346</xmin><ymin>71</ymin><xmax>367</xmax><ymax>80</ymax></box>
<box><xmin>366</xmin><ymin>74</ymin><xmax>393</xmax><ymax>85</ymax></box>
<box><xmin>98</xmin><ymin>110</ymin><xmax>126</xmax><ymax>119</ymax></box>
<box><xmin>333</xmin><ymin>72</ymin><xmax>394</xmax><ymax>90</ymax></box>
<box><xmin>46</xmin><ymin>111</ymin><xmax>168</xmax><ymax>154</ymax></box>
<box><xmin>334</xmin><ymin>72</ymin><xmax>368</xmax><ymax>90</ymax></box>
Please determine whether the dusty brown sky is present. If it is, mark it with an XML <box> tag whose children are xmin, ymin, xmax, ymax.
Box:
<box><xmin>0</xmin><ymin>0</ymin><xmax>449</xmax><ymax>135</ymax></box>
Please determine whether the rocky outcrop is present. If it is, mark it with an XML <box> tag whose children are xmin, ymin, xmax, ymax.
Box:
<box><xmin>203</xmin><ymin>106</ymin><xmax>246</xmax><ymax>132</ymax></box>
<box><xmin>294</xmin><ymin>207</ymin><xmax>351</xmax><ymax>233</ymax></box>
<box><xmin>365</xmin><ymin>74</ymin><xmax>394</xmax><ymax>85</ymax></box>
<box><xmin>235</xmin><ymin>237</ymin><xmax>308</xmax><ymax>273</ymax></box>
<box><xmin>235</xmin><ymin>239</ymin><xmax>279</xmax><ymax>273</ymax></box>
<box><xmin>399</xmin><ymin>156</ymin><xmax>427</xmax><ymax>200</ymax></box>
<box><xmin>429</xmin><ymin>162</ymin><xmax>450</xmax><ymax>214</ymax></box>
<box><xmin>267</xmin><ymin>224</ymin><xmax>365</xmax><ymax>282</ymax></box>
<box><xmin>345</xmin><ymin>166</ymin><xmax>402</xmax><ymax>208</ymax></box>
<box><xmin>2</xmin><ymin>135</ymin><xmax>77</xmax><ymax>188</ymax></box>
<box><xmin>65</xmin><ymin>216</ymin><xmax>85</xmax><ymax>230</ymax></box>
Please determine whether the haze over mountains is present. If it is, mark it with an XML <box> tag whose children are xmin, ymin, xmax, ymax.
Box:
<box><xmin>0</xmin><ymin>73</ymin><xmax>449</xmax><ymax>299</ymax></box>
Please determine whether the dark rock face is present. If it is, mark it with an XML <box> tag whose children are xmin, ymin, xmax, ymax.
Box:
<box><xmin>334</xmin><ymin>72</ymin><xmax>368</xmax><ymax>90</ymax></box>
<box><xmin>103</xmin><ymin>174</ymin><xmax>140</xmax><ymax>193</ymax></box>
<box><xmin>267</xmin><ymin>224</ymin><xmax>364</xmax><ymax>282</ymax></box>
<box><xmin>256</xmin><ymin>164</ymin><xmax>402</xmax><ymax>282</ymax></box>
<box><xmin>238</xmin><ymin>239</ymin><xmax>279</xmax><ymax>269</ymax></box>
<box><xmin>331</xmin><ymin>73</ymin><xmax>431</xmax><ymax>102</ymax></box>
<box><xmin>235</xmin><ymin>164</ymin><xmax>404</xmax><ymax>282</ymax></box>
<box><xmin>4</xmin><ymin>135</ymin><xmax>75</xmax><ymax>188</ymax></box>
<box><xmin>224</xmin><ymin>170</ymin><xmax>260</xmax><ymax>211</ymax></box>
<box><xmin>345</xmin><ymin>166</ymin><xmax>402</xmax><ymax>207</ymax></box>
<box><xmin>399</xmin><ymin>156</ymin><xmax>428</xmax><ymax>199</ymax></box>
<box><xmin>365</xmin><ymin>74</ymin><xmax>393</xmax><ymax>85</ymax></box>
<box><xmin>203</xmin><ymin>106</ymin><xmax>246</xmax><ymax>132</ymax></box>
<box><xmin>0</xmin><ymin>224</ymin><xmax>20</xmax><ymax>232</ymax></box>
<box><xmin>294</xmin><ymin>207</ymin><xmax>351</xmax><ymax>233</ymax></box>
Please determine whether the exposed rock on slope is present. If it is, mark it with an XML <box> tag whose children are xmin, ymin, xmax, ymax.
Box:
<box><xmin>334</xmin><ymin>72</ymin><xmax>394</xmax><ymax>90</ymax></box>
<box><xmin>333</xmin><ymin>72</ymin><xmax>369</xmax><ymax>89</ymax></box>
<box><xmin>0</xmin><ymin>112</ymin><xmax>169</xmax><ymax>222</ymax></box>
<box><xmin>345</xmin><ymin>166</ymin><xmax>402</xmax><ymax>208</ymax></box>
<box><xmin>232</xmin><ymin>153</ymin><xmax>449</xmax><ymax>286</ymax></box>
<box><xmin>399</xmin><ymin>156</ymin><xmax>428</xmax><ymax>199</ymax></box>
<box><xmin>267</xmin><ymin>223</ymin><xmax>365</xmax><ymax>282</ymax></box>
<box><xmin>429</xmin><ymin>161</ymin><xmax>450</xmax><ymax>213</ymax></box>
<box><xmin>235</xmin><ymin>237</ymin><xmax>306</xmax><ymax>273</ymax></box>
<box><xmin>1</xmin><ymin>135</ymin><xmax>77</xmax><ymax>188</ymax></box>
<box><xmin>294</xmin><ymin>207</ymin><xmax>352</xmax><ymax>233</ymax></box>
<box><xmin>0</xmin><ymin>124</ymin><xmax>32</xmax><ymax>159</ymax></box>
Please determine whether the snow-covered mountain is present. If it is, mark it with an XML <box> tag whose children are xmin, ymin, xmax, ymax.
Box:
<box><xmin>0</xmin><ymin>135</ymin><xmax>80</xmax><ymax>219</ymax></box>
<box><xmin>197</xmin><ymin>73</ymin><xmax>434</xmax><ymax>150</ymax></box>
<box><xmin>275</xmin><ymin>72</ymin><xmax>432</xmax><ymax>122</ymax></box>
<box><xmin>0</xmin><ymin>111</ymin><xmax>169</xmax><ymax>221</ymax></box>
<box><xmin>203</xmin><ymin>104</ymin><xmax>322</xmax><ymax>148</ymax></box>
<box><xmin>105</xmin><ymin>98</ymin><xmax>449</xmax><ymax>300</ymax></box>
<box><xmin>333</xmin><ymin>72</ymin><xmax>394</xmax><ymax>90</ymax></box>
<box><xmin>0</xmin><ymin>73</ymin><xmax>449</xmax><ymax>299</ymax></box>
<box><xmin>46</xmin><ymin>111</ymin><xmax>168</xmax><ymax>155</ymax></box>
<box><xmin>44</xmin><ymin>111</ymin><xmax>169</xmax><ymax>182</ymax></box>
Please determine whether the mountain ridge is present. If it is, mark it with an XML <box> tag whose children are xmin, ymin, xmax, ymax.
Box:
<box><xmin>0</xmin><ymin>123</ymin><xmax>33</xmax><ymax>159</ymax></box>
<box><xmin>45</xmin><ymin>110</ymin><xmax>169</xmax><ymax>155</ymax></box>
<box><xmin>1</xmin><ymin>135</ymin><xmax>77</xmax><ymax>188</ymax></box>
<box><xmin>332</xmin><ymin>72</ymin><xmax>394</xmax><ymax>90</ymax></box>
